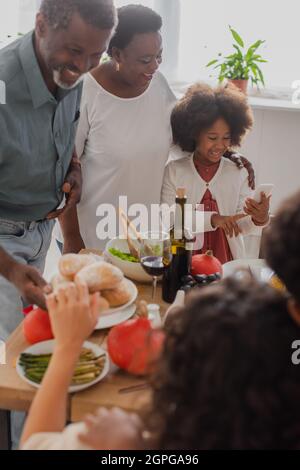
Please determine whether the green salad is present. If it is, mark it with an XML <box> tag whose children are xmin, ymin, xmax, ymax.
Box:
<box><xmin>109</xmin><ymin>247</ymin><xmax>139</xmax><ymax>263</ymax></box>
<box><xmin>151</xmin><ymin>244</ymin><xmax>162</xmax><ymax>256</ymax></box>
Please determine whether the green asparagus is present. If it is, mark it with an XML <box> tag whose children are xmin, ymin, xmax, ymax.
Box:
<box><xmin>19</xmin><ymin>349</ymin><xmax>106</xmax><ymax>386</ymax></box>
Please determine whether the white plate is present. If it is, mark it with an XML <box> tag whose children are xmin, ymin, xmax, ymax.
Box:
<box><xmin>101</xmin><ymin>278</ymin><xmax>138</xmax><ymax>317</ymax></box>
<box><xmin>95</xmin><ymin>304</ymin><xmax>136</xmax><ymax>330</ymax></box>
<box><xmin>222</xmin><ymin>259</ymin><xmax>273</xmax><ymax>282</ymax></box>
<box><xmin>16</xmin><ymin>340</ymin><xmax>109</xmax><ymax>393</ymax></box>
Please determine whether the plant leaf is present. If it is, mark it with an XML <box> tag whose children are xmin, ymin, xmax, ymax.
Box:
<box><xmin>232</xmin><ymin>44</ymin><xmax>243</xmax><ymax>59</ymax></box>
<box><xmin>206</xmin><ymin>59</ymin><xmax>219</xmax><ymax>67</ymax></box>
<box><xmin>245</xmin><ymin>46</ymin><xmax>259</xmax><ymax>62</ymax></box>
<box><xmin>257</xmin><ymin>68</ymin><xmax>265</xmax><ymax>86</ymax></box>
<box><xmin>250</xmin><ymin>65</ymin><xmax>258</xmax><ymax>78</ymax></box>
<box><xmin>230</xmin><ymin>27</ymin><xmax>244</xmax><ymax>48</ymax></box>
<box><xmin>249</xmin><ymin>39</ymin><xmax>265</xmax><ymax>52</ymax></box>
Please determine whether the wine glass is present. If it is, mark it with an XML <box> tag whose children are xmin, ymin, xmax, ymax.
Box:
<box><xmin>140</xmin><ymin>231</ymin><xmax>172</xmax><ymax>301</ymax></box>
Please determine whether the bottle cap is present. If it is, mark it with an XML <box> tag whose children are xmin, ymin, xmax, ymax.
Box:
<box><xmin>176</xmin><ymin>187</ymin><xmax>186</xmax><ymax>199</ymax></box>
<box><xmin>147</xmin><ymin>304</ymin><xmax>162</xmax><ymax>328</ymax></box>
<box><xmin>147</xmin><ymin>304</ymin><xmax>160</xmax><ymax>312</ymax></box>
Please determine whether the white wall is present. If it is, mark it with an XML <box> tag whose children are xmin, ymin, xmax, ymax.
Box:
<box><xmin>0</xmin><ymin>0</ymin><xmax>39</xmax><ymax>43</ymax></box>
<box><xmin>0</xmin><ymin>0</ymin><xmax>20</xmax><ymax>40</ymax></box>
<box><xmin>18</xmin><ymin>0</ymin><xmax>41</xmax><ymax>33</ymax></box>
<box><xmin>241</xmin><ymin>107</ymin><xmax>300</xmax><ymax>213</ymax></box>
<box><xmin>178</xmin><ymin>0</ymin><xmax>299</xmax><ymax>89</ymax></box>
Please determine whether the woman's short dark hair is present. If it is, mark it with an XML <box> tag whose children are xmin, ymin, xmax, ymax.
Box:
<box><xmin>171</xmin><ymin>83</ymin><xmax>253</xmax><ymax>153</ymax></box>
<box><xmin>40</xmin><ymin>0</ymin><xmax>117</xmax><ymax>31</ymax></box>
<box><xmin>149</xmin><ymin>276</ymin><xmax>300</xmax><ymax>449</ymax></box>
<box><xmin>264</xmin><ymin>190</ymin><xmax>300</xmax><ymax>304</ymax></box>
<box><xmin>107</xmin><ymin>4</ymin><xmax>162</xmax><ymax>56</ymax></box>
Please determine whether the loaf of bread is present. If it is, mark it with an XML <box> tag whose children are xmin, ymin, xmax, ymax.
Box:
<box><xmin>95</xmin><ymin>295</ymin><xmax>110</xmax><ymax>313</ymax></box>
<box><xmin>59</xmin><ymin>254</ymin><xmax>95</xmax><ymax>280</ymax></box>
<box><xmin>51</xmin><ymin>273</ymin><xmax>74</xmax><ymax>294</ymax></box>
<box><xmin>79</xmin><ymin>248</ymin><xmax>104</xmax><ymax>259</ymax></box>
<box><xmin>75</xmin><ymin>261</ymin><xmax>124</xmax><ymax>292</ymax></box>
<box><xmin>101</xmin><ymin>280</ymin><xmax>132</xmax><ymax>307</ymax></box>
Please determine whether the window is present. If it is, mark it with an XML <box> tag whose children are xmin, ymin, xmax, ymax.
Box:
<box><xmin>177</xmin><ymin>0</ymin><xmax>297</xmax><ymax>90</ymax></box>
<box><xmin>1</xmin><ymin>0</ymin><xmax>296</xmax><ymax>90</ymax></box>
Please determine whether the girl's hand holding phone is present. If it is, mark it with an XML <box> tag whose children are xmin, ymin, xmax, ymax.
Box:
<box><xmin>244</xmin><ymin>192</ymin><xmax>271</xmax><ymax>225</ymax></box>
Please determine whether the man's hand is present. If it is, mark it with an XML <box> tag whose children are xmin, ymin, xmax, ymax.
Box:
<box><xmin>211</xmin><ymin>213</ymin><xmax>247</xmax><ymax>237</ymax></box>
<box><xmin>46</xmin><ymin>155</ymin><xmax>82</xmax><ymax>220</ymax></box>
<box><xmin>10</xmin><ymin>263</ymin><xmax>50</xmax><ymax>310</ymax></box>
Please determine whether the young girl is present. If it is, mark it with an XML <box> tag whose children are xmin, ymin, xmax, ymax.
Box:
<box><xmin>161</xmin><ymin>83</ymin><xmax>270</xmax><ymax>262</ymax></box>
<box><xmin>21</xmin><ymin>276</ymin><xmax>300</xmax><ymax>450</ymax></box>
<box><xmin>150</xmin><ymin>275</ymin><xmax>300</xmax><ymax>450</ymax></box>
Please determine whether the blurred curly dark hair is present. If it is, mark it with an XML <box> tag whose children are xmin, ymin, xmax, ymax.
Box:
<box><xmin>107</xmin><ymin>4</ymin><xmax>162</xmax><ymax>56</ymax></box>
<box><xmin>264</xmin><ymin>190</ymin><xmax>300</xmax><ymax>304</ymax></box>
<box><xmin>148</xmin><ymin>276</ymin><xmax>300</xmax><ymax>450</ymax></box>
<box><xmin>40</xmin><ymin>0</ymin><xmax>117</xmax><ymax>31</ymax></box>
<box><xmin>171</xmin><ymin>83</ymin><xmax>253</xmax><ymax>153</ymax></box>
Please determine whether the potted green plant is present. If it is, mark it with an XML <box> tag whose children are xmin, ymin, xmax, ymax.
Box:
<box><xmin>206</xmin><ymin>26</ymin><xmax>267</xmax><ymax>93</ymax></box>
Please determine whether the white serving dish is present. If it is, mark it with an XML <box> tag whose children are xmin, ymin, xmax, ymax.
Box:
<box><xmin>17</xmin><ymin>340</ymin><xmax>109</xmax><ymax>393</ymax></box>
<box><xmin>105</xmin><ymin>237</ymin><xmax>152</xmax><ymax>283</ymax></box>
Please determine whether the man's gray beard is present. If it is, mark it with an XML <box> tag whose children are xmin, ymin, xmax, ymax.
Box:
<box><xmin>53</xmin><ymin>70</ymin><xmax>85</xmax><ymax>90</ymax></box>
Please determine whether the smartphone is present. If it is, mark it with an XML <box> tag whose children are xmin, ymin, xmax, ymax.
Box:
<box><xmin>237</xmin><ymin>183</ymin><xmax>274</xmax><ymax>232</ymax></box>
<box><xmin>252</xmin><ymin>184</ymin><xmax>274</xmax><ymax>202</ymax></box>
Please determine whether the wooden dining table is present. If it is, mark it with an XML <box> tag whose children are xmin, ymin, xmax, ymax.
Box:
<box><xmin>0</xmin><ymin>283</ymin><xmax>169</xmax><ymax>450</ymax></box>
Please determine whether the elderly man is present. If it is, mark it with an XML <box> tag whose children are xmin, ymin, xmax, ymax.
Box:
<box><xmin>0</xmin><ymin>0</ymin><xmax>116</xmax><ymax>448</ymax></box>
<box><xmin>0</xmin><ymin>0</ymin><xmax>116</xmax><ymax>340</ymax></box>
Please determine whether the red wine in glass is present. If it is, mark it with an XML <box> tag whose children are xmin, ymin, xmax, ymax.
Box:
<box><xmin>139</xmin><ymin>232</ymin><xmax>172</xmax><ymax>300</ymax></box>
<box><xmin>141</xmin><ymin>256</ymin><xmax>167</xmax><ymax>277</ymax></box>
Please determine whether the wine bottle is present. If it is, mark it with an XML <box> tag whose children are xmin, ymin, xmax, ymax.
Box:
<box><xmin>162</xmin><ymin>187</ymin><xmax>193</xmax><ymax>303</ymax></box>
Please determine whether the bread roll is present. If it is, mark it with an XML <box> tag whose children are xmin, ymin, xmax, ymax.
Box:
<box><xmin>101</xmin><ymin>280</ymin><xmax>132</xmax><ymax>307</ymax></box>
<box><xmin>89</xmin><ymin>253</ymin><xmax>104</xmax><ymax>263</ymax></box>
<box><xmin>75</xmin><ymin>261</ymin><xmax>124</xmax><ymax>292</ymax></box>
<box><xmin>59</xmin><ymin>254</ymin><xmax>95</xmax><ymax>280</ymax></box>
<box><xmin>80</xmin><ymin>248</ymin><xmax>104</xmax><ymax>258</ymax></box>
<box><xmin>95</xmin><ymin>295</ymin><xmax>110</xmax><ymax>313</ymax></box>
<box><xmin>51</xmin><ymin>273</ymin><xmax>74</xmax><ymax>294</ymax></box>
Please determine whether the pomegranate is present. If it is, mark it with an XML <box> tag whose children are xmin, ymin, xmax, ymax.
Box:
<box><xmin>191</xmin><ymin>250</ymin><xmax>222</xmax><ymax>276</ymax></box>
<box><xmin>107</xmin><ymin>317</ymin><xmax>165</xmax><ymax>376</ymax></box>
<box><xmin>23</xmin><ymin>307</ymin><xmax>54</xmax><ymax>344</ymax></box>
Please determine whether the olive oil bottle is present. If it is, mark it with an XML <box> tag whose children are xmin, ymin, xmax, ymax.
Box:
<box><xmin>162</xmin><ymin>187</ymin><xmax>193</xmax><ymax>303</ymax></box>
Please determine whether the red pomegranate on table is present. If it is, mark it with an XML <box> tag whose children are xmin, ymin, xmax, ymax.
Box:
<box><xmin>23</xmin><ymin>307</ymin><xmax>54</xmax><ymax>345</ymax></box>
<box><xmin>191</xmin><ymin>250</ymin><xmax>223</xmax><ymax>277</ymax></box>
<box><xmin>107</xmin><ymin>316</ymin><xmax>165</xmax><ymax>376</ymax></box>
